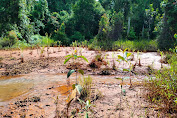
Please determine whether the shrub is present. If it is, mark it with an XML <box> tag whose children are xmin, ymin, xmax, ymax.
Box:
<box><xmin>41</xmin><ymin>34</ymin><xmax>54</xmax><ymax>47</ymax></box>
<box><xmin>9</xmin><ymin>30</ymin><xmax>17</xmax><ymax>40</ymax></box>
<box><xmin>127</xmin><ymin>27</ymin><xmax>137</xmax><ymax>40</ymax></box>
<box><xmin>53</xmin><ymin>30</ymin><xmax>70</xmax><ymax>46</ymax></box>
<box><xmin>29</xmin><ymin>34</ymin><xmax>43</xmax><ymax>46</ymax></box>
<box><xmin>70</xmin><ymin>31</ymin><xmax>85</xmax><ymax>42</ymax></box>
<box><xmin>0</xmin><ymin>30</ymin><xmax>18</xmax><ymax>48</ymax></box>
<box><xmin>145</xmin><ymin>51</ymin><xmax>177</xmax><ymax>115</ymax></box>
<box><xmin>0</xmin><ymin>37</ymin><xmax>11</xmax><ymax>48</ymax></box>
<box><xmin>88</xmin><ymin>37</ymin><xmax>113</xmax><ymax>51</ymax></box>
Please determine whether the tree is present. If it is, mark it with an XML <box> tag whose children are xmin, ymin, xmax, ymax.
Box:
<box><xmin>157</xmin><ymin>0</ymin><xmax>177</xmax><ymax>50</ymax></box>
<box><xmin>109</xmin><ymin>12</ymin><xmax>124</xmax><ymax>41</ymax></box>
<box><xmin>0</xmin><ymin>0</ymin><xmax>51</xmax><ymax>41</ymax></box>
<box><xmin>97</xmin><ymin>14</ymin><xmax>110</xmax><ymax>41</ymax></box>
<box><xmin>0</xmin><ymin>0</ymin><xmax>19</xmax><ymax>37</ymax></box>
<box><xmin>145</xmin><ymin>4</ymin><xmax>157</xmax><ymax>40</ymax></box>
<box><xmin>47</xmin><ymin>0</ymin><xmax>77</xmax><ymax>13</ymax></box>
<box><xmin>96</xmin><ymin>13</ymin><xmax>112</xmax><ymax>50</ymax></box>
<box><xmin>71</xmin><ymin>0</ymin><xmax>105</xmax><ymax>40</ymax></box>
<box><xmin>99</xmin><ymin>0</ymin><xmax>113</xmax><ymax>11</ymax></box>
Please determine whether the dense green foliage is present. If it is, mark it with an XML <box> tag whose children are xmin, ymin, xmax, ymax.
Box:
<box><xmin>0</xmin><ymin>0</ymin><xmax>177</xmax><ymax>50</ymax></box>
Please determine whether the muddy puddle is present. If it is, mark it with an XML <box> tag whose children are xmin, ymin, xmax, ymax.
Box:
<box><xmin>0</xmin><ymin>74</ymin><xmax>72</xmax><ymax>104</ymax></box>
<box><xmin>0</xmin><ymin>74</ymin><xmax>144</xmax><ymax>103</ymax></box>
<box><xmin>0</xmin><ymin>77</ymin><xmax>33</xmax><ymax>102</ymax></box>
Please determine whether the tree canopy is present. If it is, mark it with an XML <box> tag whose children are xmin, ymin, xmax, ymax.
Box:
<box><xmin>0</xmin><ymin>0</ymin><xmax>176</xmax><ymax>50</ymax></box>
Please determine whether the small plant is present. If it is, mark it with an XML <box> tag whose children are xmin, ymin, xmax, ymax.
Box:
<box><xmin>78</xmin><ymin>99</ymin><xmax>95</xmax><ymax>118</ymax></box>
<box><xmin>117</xmin><ymin>48</ymin><xmax>134</xmax><ymax>88</ymax></box>
<box><xmin>160</xmin><ymin>51</ymin><xmax>164</xmax><ymax>68</ymax></box>
<box><xmin>57</xmin><ymin>41</ymin><xmax>61</xmax><ymax>52</ymax></box>
<box><xmin>0</xmin><ymin>57</ymin><xmax>3</xmax><ymax>62</ymax></box>
<box><xmin>64</xmin><ymin>50</ymin><xmax>88</xmax><ymax>84</ymax></box>
<box><xmin>63</xmin><ymin>50</ymin><xmax>97</xmax><ymax>118</ymax></box>
<box><xmin>117</xmin><ymin>48</ymin><xmax>132</xmax><ymax>67</ymax></box>
<box><xmin>41</xmin><ymin>33</ymin><xmax>54</xmax><ymax>58</ymax></box>
<box><xmin>136</xmin><ymin>51</ymin><xmax>142</xmax><ymax>67</ymax></box>
<box><xmin>40</xmin><ymin>46</ymin><xmax>45</xmax><ymax>58</ymax></box>
<box><xmin>81</xmin><ymin>40</ymin><xmax>88</xmax><ymax>48</ymax></box>
<box><xmin>17</xmin><ymin>40</ymin><xmax>29</xmax><ymax>63</ymax></box>
<box><xmin>112</xmin><ymin>52</ymin><xmax>116</xmax><ymax>70</ymax></box>
<box><xmin>71</xmin><ymin>40</ymin><xmax>78</xmax><ymax>49</ymax></box>
<box><xmin>89</xmin><ymin>52</ymin><xmax>107</xmax><ymax>70</ymax></box>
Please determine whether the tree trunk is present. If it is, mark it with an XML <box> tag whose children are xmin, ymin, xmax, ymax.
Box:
<box><xmin>127</xmin><ymin>17</ymin><xmax>131</xmax><ymax>36</ymax></box>
<box><xmin>142</xmin><ymin>24</ymin><xmax>144</xmax><ymax>39</ymax></box>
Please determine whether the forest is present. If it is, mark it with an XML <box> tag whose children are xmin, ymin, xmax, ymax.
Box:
<box><xmin>0</xmin><ymin>0</ymin><xmax>176</xmax><ymax>50</ymax></box>
<box><xmin>0</xmin><ymin>0</ymin><xmax>177</xmax><ymax>118</ymax></box>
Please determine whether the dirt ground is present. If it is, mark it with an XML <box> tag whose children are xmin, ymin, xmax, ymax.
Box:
<box><xmin>0</xmin><ymin>47</ymin><xmax>170</xmax><ymax>118</ymax></box>
<box><xmin>0</xmin><ymin>47</ymin><xmax>166</xmax><ymax>76</ymax></box>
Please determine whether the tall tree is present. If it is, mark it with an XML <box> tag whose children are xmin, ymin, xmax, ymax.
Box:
<box><xmin>0</xmin><ymin>0</ymin><xmax>19</xmax><ymax>36</ymax></box>
<box><xmin>109</xmin><ymin>12</ymin><xmax>124</xmax><ymax>40</ymax></box>
<box><xmin>158</xmin><ymin>0</ymin><xmax>177</xmax><ymax>50</ymax></box>
<box><xmin>71</xmin><ymin>0</ymin><xmax>105</xmax><ymax>39</ymax></box>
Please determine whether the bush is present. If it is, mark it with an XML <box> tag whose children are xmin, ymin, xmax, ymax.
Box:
<box><xmin>41</xmin><ymin>35</ymin><xmax>54</xmax><ymax>47</ymax></box>
<box><xmin>88</xmin><ymin>38</ymin><xmax>158</xmax><ymax>51</ymax></box>
<box><xmin>145</xmin><ymin>51</ymin><xmax>177</xmax><ymax>115</ymax></box>
<box><xmin>0</xmin><ymin>30</ymin><xmax>18</xmax><ymax>48</ymax></box>
<box><xmin>0</xmin><ymin>37</ymin><xmax>11</xmax><ymax>48</ymax></box>
<box><xmin>127</xmin><ymin>27</ymin><xmax>137</xmax><ymax>40</ymax></box>
<box><xmin>9</xmin><ymin>30</ymin><xmax>17</xmax><ymax>40</ymax></box>
<box><xmin>53</xmin><ymin>30</ymin><xmax>70</xmax><ymax>46</ymax></box>
<box><xmin>15</xmin><ymin>40</ymin><xmax>30</xmax><ymax>50</ymax></box>
<box><xmin>70</xmin><ymin>31</ymin><xmax>85</xmax><ymax>42</ymax></box>
<box><xmin>29</xmin><ymin>34</ymin><xmax>55</xmax><ymax>47</ymax></box>
<box><xmin>88</xmin><ymin>37</ymin><xmax>113</xmax><ymax>51</ymax></box>
<box><xmin>29</xmin><ymin>34</ymin><xmax>43</xmax><ymax>45</ymax></box>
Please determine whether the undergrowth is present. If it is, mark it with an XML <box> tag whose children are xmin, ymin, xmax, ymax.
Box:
<box><xmin>113</xmin><ymin>39</ymin><xmax>158</xmax><ymax>52</ymax></box>
<box><xmin>87</xmin><ymin>39</ymin><xmax>158</xmax><ymax>52</ymax></box>
<box><xmin>144</xmin><ymin>49</ymin><xmax>177</xmax><ymax>116</ymax></box>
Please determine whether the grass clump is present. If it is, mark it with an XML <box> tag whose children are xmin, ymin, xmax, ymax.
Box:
<box><xmin>145</xmin><ymin>51</ymin><xmax>177</xmax><ymax>115</ymax></box>
<box><xmin>79</xmin><ymin>76</ymin><xmax>93</xmax><ymax>100</ymax></box>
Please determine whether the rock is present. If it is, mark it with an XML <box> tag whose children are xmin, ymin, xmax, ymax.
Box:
<box><xmin>99</xmin><ymin>70</ymin><xmax>110</xmax><ymax>75</ymax></box>
<box><xmin>30</xmin><ymin>96</ymin><xmax>40</xmax><ymax>102</ymax></box>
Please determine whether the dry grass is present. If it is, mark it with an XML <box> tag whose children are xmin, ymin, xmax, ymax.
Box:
<box><xmin>144</xmin><ymin>53</ymin><xmax>177</xmax><ymax>117</ymax></box>
<box><xmin>79</xmin><ymin>76</ymin><xmax>93</xmax><ymax>100</ymax></box>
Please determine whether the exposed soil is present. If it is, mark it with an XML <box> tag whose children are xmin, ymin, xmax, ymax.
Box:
<box><xmin>0</xmin><ymin>47</ymin><xmax>170</xmax><ymax>118</ymax></box>
<box><xmin>0</xmin><ymin>47</ymin><xmax>167</xmax><ymax>76</ymax></box>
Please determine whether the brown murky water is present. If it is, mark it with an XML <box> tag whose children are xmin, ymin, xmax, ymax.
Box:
<box><xmin>0</xmin><ymin>76</ymin><xmax>33</xmax><ymax>102</ymax></box>
<box><xmin>0</xmin><ymin>73</ymin><xmax>143</xmax><ymax>103</ymax></box>
<box><xmin>0</xmin><ymin>74</ymin><xmax>72</xmax><ymax>103</ymax></box>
